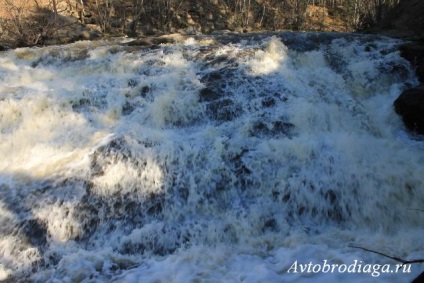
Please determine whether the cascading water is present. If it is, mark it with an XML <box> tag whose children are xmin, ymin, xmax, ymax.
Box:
<box><xmin>0</xmin><ymin>32</ymin><xmax>423</xmax><ymax>282</ymax></box>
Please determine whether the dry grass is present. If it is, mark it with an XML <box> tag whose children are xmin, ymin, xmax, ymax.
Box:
<box><xmin>0</xmin><ymin>0</ymin><xmax>77</xmax><ymax>46</ymax></box>
<box><xmin>304</xmin><ymin>5</ymin><xmax>353</xmax><ymax>32</ymax></box>
<box><xmin>0</xmin><ymin>0</ymin><xmax>71</xmax><ymax>19</ymax></box>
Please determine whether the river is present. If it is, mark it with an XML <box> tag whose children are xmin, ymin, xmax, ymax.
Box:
<box><xmin>0</xmin><ymin>32</ymin><xmax>423</xmax><ymax>282</ymax></box>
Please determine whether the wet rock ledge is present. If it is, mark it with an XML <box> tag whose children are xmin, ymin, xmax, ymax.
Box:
<box><xmin>394</xmin><ymin>39</ymin><xmax>424</xmax><ymax>135</ymax></box>
<box><xmin>394</xmin><ymin>85</ymin><xmax>424</xmax><ymax>135</ymax></box>
<box><xmin>400</xmin><ymin>41</ymin><xmax>424</xmax><ymax>83</ymax></box>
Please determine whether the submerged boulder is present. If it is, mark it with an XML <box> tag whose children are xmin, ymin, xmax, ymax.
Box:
<box><xmin>0</xmin><ymin>40</ymin><xmax>11</xmax><ymax>51</ymax></box>
<box><xmin>394</xmin><ymin>85</ymin><xmax>424</xmax><ymax>134</ymax></box>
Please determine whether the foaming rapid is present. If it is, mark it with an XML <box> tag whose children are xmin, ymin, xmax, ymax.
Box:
<box><xmin>0</xmin><ymin>33</ymin><xmax>423</xmax><ymax>282</ymax></box>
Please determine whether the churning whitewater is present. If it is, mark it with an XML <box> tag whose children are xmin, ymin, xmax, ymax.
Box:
<box><xmin>0</xmin><ymin>32</ymin><xmax>423</xmax><ymax>282</ymax></box>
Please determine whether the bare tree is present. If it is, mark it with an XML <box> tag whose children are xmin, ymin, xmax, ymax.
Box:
<box><xmin>1</xmin><ymin>0</ymin><xmax>68</xmax><ymax>46</ymax></box>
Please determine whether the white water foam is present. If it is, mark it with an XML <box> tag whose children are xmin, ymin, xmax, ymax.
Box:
<box><xmin>0</xmin><ymin>33</ymin><xmax>423</xmax><ymax>282</ymax></box>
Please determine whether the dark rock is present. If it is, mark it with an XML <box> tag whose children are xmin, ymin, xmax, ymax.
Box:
<box><xmin>152</xmin><ymin>37</ymin><xmax>175</xmax><ymax>45</ymax></box>
<box><xmin>200</xmin><ymin>70</ymin><xmax>222</xmax><ymax>84</ymax></box>
<box><xmin>412</xmin><ymin>272</ymin><xmax>424</xmax><ymax>283</ymax></box>
<box><xmin>378</xmin><ymin>0</ymin><xmax>424</xmax><ymax>40</ymax></box>
<box><xmin>394</xmin><ymin>85</ymin><xmax>424</xmax><ymax>134</ymax></box>
<box><xmin>199</xmin><ymin>87</ymin><xmax>222</xmax><ymax>102</ymax></box>
<box><xmin>324</xmin><ymin>190</ymin><xmax>337</xmax><ymax>205</ymax></box>
<box><xmin>122</xmin><ymin>102</ymin><xmax>135</xmax><ymax>115</ymax></box>
<box><xmin>0</xmin><ymin>44</ymin><xmax>9</xmax><ymax>51</ymax></box>
<box><xmin>89</xmin><ymin>31</ymin><xmax>102</xmax><ymax>40</ymax></box>
<box><xmin>203</xmin><ymin>55</ymin><xmax>230</xmax><ymax>67</ymax></box>
<box><xmin>261</xmin><ymin>97</ymin><xmax>276</xmax><ymax>107</ymax></box>
<box><xmin>127</xmin><ymin>79</ymin><xmax>139</xmax><ymax>88</ymax></box>
<box><xmin>400</xmin><ymin>42</ymin><xmax>424</xmax><ymax>83</ymax></box>
<box><xmin>127</xmin><ymin>38</ymin><xmax>153</xmax><ymax>46</ymax></box>
<box><xmin>207</xmin><ymin>98</ymin><xmax>242</xmax><ymax>121</ymax></box>
<box><xmin>22</xmin><ymin>219</ymin><xmax>47</xmax><ymax>248</ymax></box>
<box><xmin>262</xmin><ymin>218</ymin><xmax>277</xmax><ymax>232</ymax></box>
<box><xmin>127</xmin><ymin>37</ymin><xmax>175</xmax><ymax>47</ymax></box>
<box><xmin>249</xmin><ymin>120</ymin><xmax>294</xmax><ymax>138</ymax></box>
<box><xmin>140</xmin><ymin>85</ymin><xmax>150</xmax><ymax>97</ymax></box>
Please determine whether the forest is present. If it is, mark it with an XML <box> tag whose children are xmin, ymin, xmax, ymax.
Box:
<box><xmin>0</xmin><ymin>0</ymin><xmax>402</xmax><ymax>46</ymax></box>
<box><xmin>66</xmin><ymin>0</ymin><xmax>401</xmax><ymax>32</ymax></box>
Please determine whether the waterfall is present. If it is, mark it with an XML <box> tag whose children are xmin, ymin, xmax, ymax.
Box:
<box><xmin>0</xmin><ymin>32</ymin><xmax>422</xmax><ymax>282</ymax></box>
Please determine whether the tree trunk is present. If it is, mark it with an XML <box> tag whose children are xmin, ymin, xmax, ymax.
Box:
<box><xmin>52</xmin><ymin>0</ymin><xmax>58</xmax><ymax>18</ymax></box>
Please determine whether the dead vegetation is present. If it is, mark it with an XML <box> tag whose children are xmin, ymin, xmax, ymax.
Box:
<box><xmin>0</xmin><ymin>0</ymin><xmax>410</xmax><ymax>47</ymax></box>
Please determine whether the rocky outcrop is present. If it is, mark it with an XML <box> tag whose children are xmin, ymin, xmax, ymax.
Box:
<box><xmin>394</xmin><ymin>85</ymin><xmax>424</xmax><ymax>134</ymax></box>
<box><xmin>374</xmin><ymin>0</ymin><xmax>424</xmax><ymax>82</ymax></box>
<box><xmin>0</xmin><ymin>40</ymin><xmax>10</xmax><ymax>51</ymax></box>
<box><xmin>378</xmin><ymin>0</ymin><xmax>424</xmax><ymax>40</ymax></box>
<box><xmin>126</xmin><ymin>36</ymin><xmax>177</xmax><ymax>47</ymax></box>
<box><xmin>400</xmin><ymin>42</ymin><xmax>424</xmax><ymax>83</ymax></box>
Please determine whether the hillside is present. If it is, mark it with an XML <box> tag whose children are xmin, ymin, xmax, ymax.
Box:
<box><xmin>0</xmin><ymin>0</ymin><xmax>423</xmax><ymax>48</ymax></box>
<box><xmin>378</xmin><ymin>0</ymin><xmax>424</xmax><ymax>83</ymax></box>
<box><xmin>377</xmin><ymin>0</ymin><xmax>424</xmax><ymax>40</ymax></box>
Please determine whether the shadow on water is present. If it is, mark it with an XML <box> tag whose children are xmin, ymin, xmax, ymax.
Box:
<box><xmin>0</xmin><ymin>159</ymin><xmax>167</xmax><ymax>281</ymax></box>
<box><xmin>0</xmin><ymin>133</ymin><xmax>171</xmax><ymax>280</ymax></box>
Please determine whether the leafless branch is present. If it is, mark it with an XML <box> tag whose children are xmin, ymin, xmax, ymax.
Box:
<box><xmin>349</xmin><ymin>245</ymin><xmax>424</xmax><ymax>265</ymax></box>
